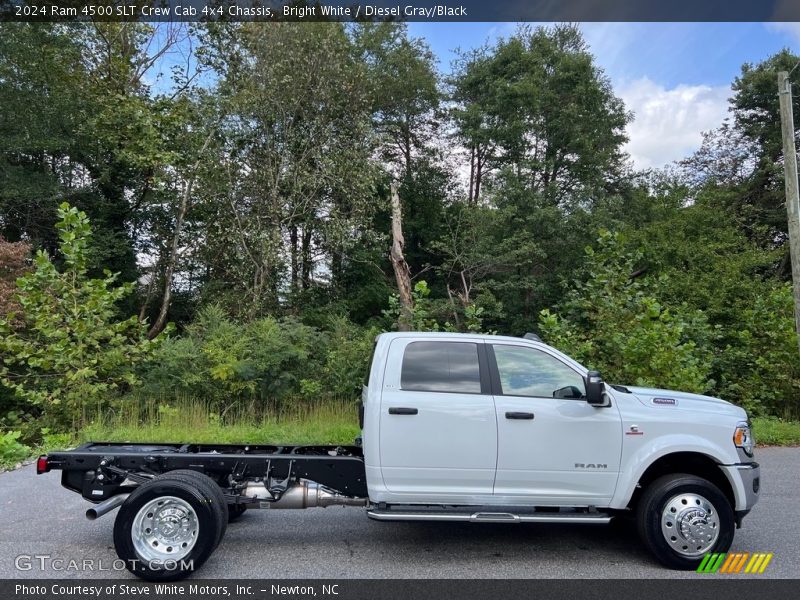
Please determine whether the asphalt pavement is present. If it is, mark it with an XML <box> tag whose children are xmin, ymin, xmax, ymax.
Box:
<box><xmin>1</xmin><ymin>448</ymin><xmax>797</xmax><ymax>579</ymax></box>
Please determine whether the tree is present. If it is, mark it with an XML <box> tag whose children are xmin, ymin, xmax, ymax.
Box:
<box><xmin>354</xmin><ymin>23</ymin><xmax>440</xmax><ymax>177</ymax></box>
<box><xmin>447</xmin><ymin>25</ymin><xmax>633</xmax><ymax>330</ymax></box>
<box><xmin>0</xmin><ymin>236</ymin><xmax>30</xmax><ymax>323</ymax></box>
<box><xmin>1</xmin><ymin>22</ymin><xmax>200</xmax><ymax>313</ymax></box>
<box><xmin>618</xmin><ymin>191</ymin><xmax>799</xmax><ymax>416</ymax></box>
<box><xmin>540</xmin><ymin>231</ymin><xmax>714</xmax><ymax>393</ymax></box>
<box><xmin>148</xmin><ymin>119</ymin><xmax>217</xmax><ymax>339</ymax></box>
<box><xmin>685</xmin><ymin>50</ymin><xmax>800</xmax><ymax>252</ymax></box>
<box><xmin>451</xmin><ymin>24</ymin><xmax>631</xmax><ymax>205</ymax></box>
<box><xmin>197</xmin><ymin>22</ymin><xmax>377</xmax><ymax>317</ymax></box>
<box><xmin>0</xmin><ymin>204</ymin><xmax>162</xmax><ymax>429</ymax></box>
<box><xmin>0</xmin><ymin>23</ymin><xmax>85</xmax><ymax>253</ymax></box>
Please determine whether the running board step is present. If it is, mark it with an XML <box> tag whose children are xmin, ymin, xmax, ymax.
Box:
<box><xmin>366</xmin><ymin>509</ymin><xmax>611</xmax><ymax>524</ymax></box>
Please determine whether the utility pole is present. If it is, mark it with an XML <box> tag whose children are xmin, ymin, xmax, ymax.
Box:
<box><xmin>778</xmin><ymin>71</ymin><xmax>800</xmax><ymax>354</ymax></box>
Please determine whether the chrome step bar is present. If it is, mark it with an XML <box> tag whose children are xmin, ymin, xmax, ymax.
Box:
<box><xmin>366</xmin><ymin>509</ymin><xmax>612</xmax><ymax>524</ymax></box>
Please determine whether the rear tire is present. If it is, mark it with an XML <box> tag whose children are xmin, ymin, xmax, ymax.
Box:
<box><xmin>113</xmin><ymin>476</ymin><xmax>222</xmax><ymax>581</ymax></box>
<box><xmin>154</xmin><ymin>470</ymin><xmax>228</xmax><ymax>546</ymax></box>
<box><xmin>636</xmin><ymin>473</ymin><xmax>734</xmax><ymax>570</ymax></box>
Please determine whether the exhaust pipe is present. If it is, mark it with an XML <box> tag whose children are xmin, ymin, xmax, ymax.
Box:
<box><xmin>243</xmin><ymin>481</ymin><xmax>366</xmax><ymax>509</ymax></box>
<box><xmin>86</xmin><ymin>493</ymin><xmax>129</xmax><ymax>520</ymax></box>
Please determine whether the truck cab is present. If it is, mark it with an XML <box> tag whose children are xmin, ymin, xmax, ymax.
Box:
<box><xmin>361</xmin><ymin>332</ymin><xmax>760</xmax><ymax>568</ymax></box>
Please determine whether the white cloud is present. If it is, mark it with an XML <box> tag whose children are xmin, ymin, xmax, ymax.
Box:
<box><xmin>617</xmin><ymin>78</ymin><xmax>731</xmax><ymax>170</ymax></box>
<box><xmin>765</xmin><ymin>22</ymin><xmax>800</xmax><ymax>44</ymax></box>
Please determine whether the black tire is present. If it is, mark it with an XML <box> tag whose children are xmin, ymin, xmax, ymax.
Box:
<box><xmin>113</xmin><ymin>476</ymin><xmax>222</xmax><ymax>581</ymax></box>
<box><xmin>228</xmin><ymin>503</ymin><xmax>247</xmax><ymax>522</ymax></box>
<box><xmin>636</xmin><ymin>473</ymin><xmax>735</xmax><ymax>570</ymax></box>
<box><xmin>154</xmin><ymin>470</ymin><xmax>228</xmax><ymax>546</ymax></box>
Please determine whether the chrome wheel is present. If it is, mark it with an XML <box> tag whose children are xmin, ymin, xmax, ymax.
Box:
<box><xmin>131</xmin><ymin>496</ymin><xmax>198</xmax><ymax>564</ymax></box>
<box><xmin>660</xmin><ymin>492</ymin><xmax>720</xmax><ymax>557</ymax></box>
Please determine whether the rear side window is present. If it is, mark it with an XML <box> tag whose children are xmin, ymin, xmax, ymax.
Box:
<box><xmin>400</xmin><ymin>341</ymin><xmax>481</xmax><ymax>394</ymax></box>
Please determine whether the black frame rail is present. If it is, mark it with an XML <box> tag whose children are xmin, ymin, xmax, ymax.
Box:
<box><xmin>43</xmin><ymin>442</ymin><xmax>367</xmax><ymax>501</ymax></box>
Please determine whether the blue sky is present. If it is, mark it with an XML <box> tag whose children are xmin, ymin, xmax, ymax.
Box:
<box><xmin>407</xmin><ymin>22</ymin><xmax>800</xmax><ymax>168</ymax></box>
<box><xmin>408</xmin><ymin>23</ymin><xmax>795</xmax><ymax>85</ymax></box>
<box><xmin>152</xmin><ymin>22</ymin><xmax>800</xmax><ymax>170</ymax></box>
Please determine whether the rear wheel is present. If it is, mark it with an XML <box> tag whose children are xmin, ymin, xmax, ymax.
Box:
<box><xmin>154</xmin><ymin>470</ymin><xmax>228</xmax><ymax>546</ymax></box>
<box><xmin>113</xmin><ymin>476</ymin><xmax>222</xmax><ymax>581</ymax></box>
<box><xmin>636</xmin><ymin>473</ymin><xmax>734</xmax><ymax>569</ymax></box>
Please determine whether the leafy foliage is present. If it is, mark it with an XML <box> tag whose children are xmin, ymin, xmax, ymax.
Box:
<box><xmin>139</xmin><ymin>305</ymin><xmax>378</xmax><ymax>407</ymax></box>
<box><xmin>0</xmin><ymin>204</ymin><xmax>161</xmax><ymax>434</ymax></box>
<box><xmin>714</xmin><ymin>285</ymin><xmax>800</xmax><ymax>417</ymax></box>
<box><xmin>0</xmin><ymin>429</ymin><xmax>30</xmax><ymax>467</ymax></box>
<box><xmin>2</xmin><ymin>24</ymin><xmax>800</xmax><ymax>439</ymax></box>
<box><xmin>540</xmin><ymin>231</ymin><xmax>714</xmax><ymax>393</ymax></box>
<box><xmin>0</xmin><ymin>236</ymin><xmax>30</xmax><ymax>325</ymax></box>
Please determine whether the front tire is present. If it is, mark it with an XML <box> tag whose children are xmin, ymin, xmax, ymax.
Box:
<box><xmin>113</xmin><ymin>477</ymin><xmax>223</xmax><ymax>581</ymax></box>
<box><xmin>636</xmin><ymin>473</ymin><xmax>734</xmax><ymax>570</ymax></box>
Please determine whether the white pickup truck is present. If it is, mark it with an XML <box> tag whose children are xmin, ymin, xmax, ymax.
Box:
<box><xmin>38</xmin><ymin>331</ymin><xmax>760</xmax><ymax>580</ymax></box>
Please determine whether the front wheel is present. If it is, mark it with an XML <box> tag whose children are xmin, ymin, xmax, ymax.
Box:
<box><xmin>636</xmin><ymin>473</ymin><xmax>734</xmax><ymax>570</ymax></box>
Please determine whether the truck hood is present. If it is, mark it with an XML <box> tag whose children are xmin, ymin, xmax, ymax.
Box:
<box><xmin>622</xmin><ymin>385</ymin><xmax>747</xmax><ymax>420</ymax></box>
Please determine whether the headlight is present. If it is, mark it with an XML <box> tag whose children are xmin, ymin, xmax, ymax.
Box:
<box><xmin>733</xmin><ymin>423</ymin><xmax>754</xmax><ymax>457</ymax></box>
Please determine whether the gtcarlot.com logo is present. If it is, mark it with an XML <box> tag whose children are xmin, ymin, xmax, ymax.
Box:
<box><xmin>697</xmin><ymin>552</ymin><xmax>773</xmax><ymax>574</ymax></box>
<box><xmin>15</xmin><ymin>554</ymin><xmax>193</xmax><ymax>572</ymax></box>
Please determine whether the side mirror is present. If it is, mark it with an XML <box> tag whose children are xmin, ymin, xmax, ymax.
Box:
<box><xmin>585</xmin><ymin>370</ymin><xmax>605</xmax><ymax>406</ymax></box>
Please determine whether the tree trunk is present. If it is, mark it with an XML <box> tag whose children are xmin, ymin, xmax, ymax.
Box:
<box><xmin>389</xmin><ymin>182</ymin><xmax>413</xmax><ymax>331</ymax></box>
<box><xmin>446</xmin><ymin>284</ymin><xmax>461</xmax><ymax>329</ymax></box>
<box><xmin>301</xmin><ymin>226</ymin><xmax>311</xmax><ymax>290</ymax></box>
<box><xmin>474</xmin><ymin>145</ymin><xmax>484</xmax><ymax>202</ymax></box>
<box><xmin>403</xmin><ymin>122</ymin><xmax>413</xmax><ymax>177</ymax></box>
<box><xmin>148</xmin><ymin>131</ymin><xmax>214</xmax><ymax>339</ymax></box>
<box><xmin>290</xmin><ymin>224</ymin><xmax>299</xmax><ymax>295</ymax></box>
<box><xmin>468</xmin><ymin>144</ymin><xmax>476</xmax><ymax>204</ymax></box>
<box><xmin>474</xmin><ymin>162</ymin><xmax>483</xmax><ymax>203</ymax></box>
<box><xmin>331</xmin><ymin>248</ymin><xmax>342</xmax><ymax>288</ymax></box>
<box><xmin>137</xmin><ymin>266</ymin><xmax>157</xmax><ymax>323</ymax></box>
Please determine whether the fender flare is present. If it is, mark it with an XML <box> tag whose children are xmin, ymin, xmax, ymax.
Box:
<box><xmin>609</xmin><ymin>435</ymin><xmax>733</xmax><ymax>510</ymax></box>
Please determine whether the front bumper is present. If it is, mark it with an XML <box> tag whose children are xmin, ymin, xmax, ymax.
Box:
<box><xmin>720</xmin><ymin>461</ymin><xmax>760</xmax><ymax>513</ymax></box>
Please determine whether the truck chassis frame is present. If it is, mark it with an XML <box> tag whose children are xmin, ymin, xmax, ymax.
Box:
<box><xmin>41</xmin><ymin>442</ymin><xmax>368</xmax><ymax>504</ymax></box>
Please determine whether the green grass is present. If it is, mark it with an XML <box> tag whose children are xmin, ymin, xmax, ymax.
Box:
<box><xmin>0</xmin><ymin>398</ymin><xmax>360</xmax><ymax>470</ymax></box>
<box><xmin>77</xmin><ymin>397</ymin><xmax>361</xmax><ymax>447</ymax></box>
<box><xmin>751</xmin><ymin>416</ymin><xmax>800</xmax><ymax>447</ymax></box>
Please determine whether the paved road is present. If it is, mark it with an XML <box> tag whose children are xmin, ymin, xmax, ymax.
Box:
<box><xmin>1</xmin><ymin>448</ymin><xmax>797</xmax><ymax>579</ymax></box>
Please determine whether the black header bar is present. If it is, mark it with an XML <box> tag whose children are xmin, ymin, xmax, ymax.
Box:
<box><xmin>3</xmin><ymin>579</ymin><xmax>800</xmax><ymax>600</ymax></box>
<box><xmin>1</xmin><ymin>0</ymin><xmax>800</xmax><ymax>23</ymax></box>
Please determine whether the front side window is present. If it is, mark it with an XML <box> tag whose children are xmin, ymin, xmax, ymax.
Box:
<box><xmin>401</xmin><ymin>341</ymin><xmax>481</xmax><ymax>394</ymax></box>
<box><xmin>492</xmin><ymin>345</ymin><xmax>585</xmax><ymax>399</ymax></box>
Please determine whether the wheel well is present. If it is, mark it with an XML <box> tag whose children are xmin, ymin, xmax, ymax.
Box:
<box><xmin>628</xmin><ymin>452</ymin><xmax>735</xmax><ymax>510</ymax></box>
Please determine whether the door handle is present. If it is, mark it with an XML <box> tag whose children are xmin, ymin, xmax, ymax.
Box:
<box><xmin>505</xmin><ymin>411</ymin><xmax>534</xmax><ymax>420</ymax></box>
<box><xmin>388</xmin><ymin>407</ymin><xmax>418</xmax><ymax>415</ymax></box>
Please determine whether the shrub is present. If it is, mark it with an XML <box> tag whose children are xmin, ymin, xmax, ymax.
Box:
<box><xmin>714</xmin><ymin>285</ymin><xmax>800</xmax><ymax>417</ymax></box>
<box><xmin>0</xmin><ymin>430</ymin><xmax>30</xmax><ymax>467</ymax></box>
<box><xmin>320</xmin><ymin>316</ymin><xmax>379</xmax><ymax>398</ymax></box>
<box><xmin>539</xmin><ymin>230</ymin><xmax>714</xmax><ymax>393</ymax></box>
<box><xmin>0</xmin><ymin>204</ymin><xmax>162</xmax><ymax>433</ymax></box>
<box><xmin>139</xmin><ymin>305</ymin><xmax>370</xmax><ymax>406</ymax></box>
